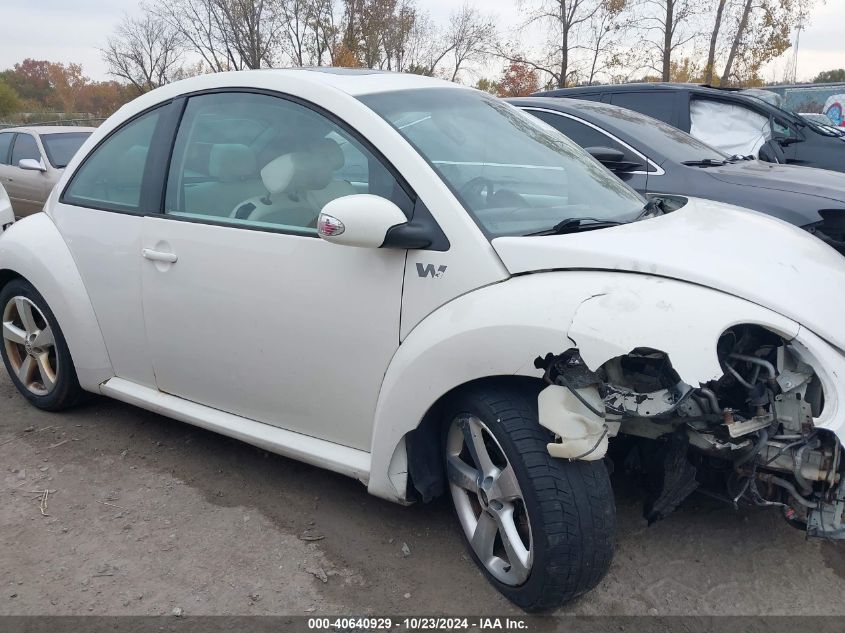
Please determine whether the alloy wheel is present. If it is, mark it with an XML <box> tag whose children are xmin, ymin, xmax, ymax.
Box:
<box><xmin>446</xmin><ymin>415</ymin><xmax>533</xmax><ymax>586</ymax></box>
<box><xmin>2</xmin><ymin>296</ymin><xmax>59</xmax><ymax>396</ymax></box>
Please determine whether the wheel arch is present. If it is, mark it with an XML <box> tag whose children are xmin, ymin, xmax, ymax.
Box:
<box><xmin>402</xmin><ymin>374</ymin><xmax>545</xmax><ymax>504</ymax></box>
<box><xmin>0</xmin><ymin>215</ymin><xmax>113</xmax><ymax>390</ymax></box>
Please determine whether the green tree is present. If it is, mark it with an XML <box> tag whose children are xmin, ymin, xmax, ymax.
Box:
<box><xmin>813</xmin><ymin>69</ymin><xmax>845</xmax><ymax>83</ymax></box>
<box><xmin>0</xmin><ymin>80</ymin><xmax>22</xmax><ymax>117</ymax></box>
<box><xmin>475</xmin><ymin>77</ymin><xmax>499</xmax><ymax>94</ymax></box>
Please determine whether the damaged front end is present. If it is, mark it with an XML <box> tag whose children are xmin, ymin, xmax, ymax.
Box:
<box><xmin>536</xmin><ymin>324</ymin><xmax>845</xmax><ymax>539</ymax></box>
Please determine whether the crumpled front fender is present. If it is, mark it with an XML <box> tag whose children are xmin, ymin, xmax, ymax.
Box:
<box><xmin>368</xmin><ymin>270</ymin><xmax>805</xmax><ymax>503</ymax></box>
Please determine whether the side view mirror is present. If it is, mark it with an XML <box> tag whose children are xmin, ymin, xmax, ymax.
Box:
<box><xmin>584</xmin><ymin>146</ymin><xmax>643</xmax><ymax>172</ymax></box>
<box><xmin>317</xmin><ymin>194</ymin><xmax>408</xmax><ymax>248</ymax></box>
<box><xmin>18</xmin><ymin>158</ymin><xmax>46</xmax><ymax>172</ymax></box>
<box><xmin>758</xmin><ymin>138</ymin><xmax>786</xmax><ymax>164</ymax></box>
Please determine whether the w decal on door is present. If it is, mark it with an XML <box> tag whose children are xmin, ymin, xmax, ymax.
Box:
<box><xmin>416</xmin><ymin>263</ymin><xmax>448</xmax><ymax>279</ymax></box>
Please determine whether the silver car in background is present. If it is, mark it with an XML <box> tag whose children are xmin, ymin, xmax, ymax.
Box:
<box><xmin>0</xmin><ymin>126</ymin><xmax>94</xmax><ymax>217</ymax></box>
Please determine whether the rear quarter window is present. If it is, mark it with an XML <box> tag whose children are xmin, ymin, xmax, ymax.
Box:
<box><xmin>609</xmin><ymin>92</ymin><xmax>678</xmax><ymax>126</ymax></box>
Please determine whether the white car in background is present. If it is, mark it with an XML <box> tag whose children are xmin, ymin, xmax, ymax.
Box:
<box><xmin>1</xmin><ymin>69</ymin><xmax>844</xmax><ymax>611</ymax></box>
<box><xmin>0</xmin><ymin>182</ymin><xmax>13</xmax><ymax>229</ymax></box>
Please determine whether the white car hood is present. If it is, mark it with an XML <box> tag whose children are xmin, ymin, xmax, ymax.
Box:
<box><xmin>492</xmin><ymin>197</ymin><xmax>845</xmax><ymax>352</ymax></box>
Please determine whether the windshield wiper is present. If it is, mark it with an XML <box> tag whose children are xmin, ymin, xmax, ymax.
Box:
<box><xmin>681</xmin><ymin>158</ymin><xmax>727</xmax><ymax>167</ymax></box>
<box><xmin>526</xmin><ymin>217</ymin><xmax>624</xmax><ymax>236</ymax></box>
<box><xmin>633</xmin><ymin>197</ymin><xmax>665</xmax><ymax>221</ymax></box>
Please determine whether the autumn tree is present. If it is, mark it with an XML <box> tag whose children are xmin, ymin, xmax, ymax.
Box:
<box><xmin>0</xmin><ymin>59</ymin><xmax>54</xmax><ymax>104</ymax></box>
<box><xmin>497</xmin><ymin>61</ymin><xmax>540</xmax><ymax>97</ymax></box>
<box><xmin>719</xmin><ymin>0</ymin><xmax>804</xmax><ymax>85</ymax></box>
<box><xmin>0</xmin><ymin>81</ymin><xmax>21</xmax><ymax>117</ymax></box>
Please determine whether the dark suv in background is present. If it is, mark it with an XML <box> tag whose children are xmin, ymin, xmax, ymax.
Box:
<box><xmin>535</xmin><ymin>83</ymin><xmax>845</xmax><ymax>173</ymax></box>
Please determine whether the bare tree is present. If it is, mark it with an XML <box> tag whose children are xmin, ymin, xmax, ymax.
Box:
<box><xmin>585</xmin><ymin>0</ymin><xmax>631</xmax><ymax>84</ymax></box>
<box><xmin>493</xmin><ymin>0</ymin><xmax>617</xmax><ymax>88</ymax></box>
<box><xmin>212</xmin><ymin>0</ymin><xmax>283</xmax><ymax>68</ymax></box>
<box><xmin>635</xmin><ymin>0</ymin><xmax>699</xmax><ymax>81</ymax></box>
<box><xmin>442</xmin><ymin>4</ymin><xmax>495</xmax><ymax>81</ymax></box>
<box><xmin>151</xmin><ymin>0</ymin><xmax>232</xmax><ymax>72</ymax></box>
<box><xmin>102</xmin><ymin>12</ymin><xmax>184</xmax><ymax>93</ymax></box>
<box><xmin>151</xmin><ymin>0</ymin><xmax>282</xmax><ymax>71</ymax></box>
<box><xmin>704</xmin><ymin>0</ymin><xmax>728</xmax><ymax>84</ymax></box>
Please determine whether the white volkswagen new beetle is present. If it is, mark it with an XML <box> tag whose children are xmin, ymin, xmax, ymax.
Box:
<box><xmin>1</xmin><ymin>69</ymin><xmax>845</xmax><ymax>611</ymax></box>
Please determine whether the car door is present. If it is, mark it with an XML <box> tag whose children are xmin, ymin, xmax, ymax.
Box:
<box><xmin>6</xmin><ymin>133</ymin><xmax>48</xmax><ymax>216</ymax></box>
<box><xmin>525</xmin><ymin>108</ymin><xmax>650</xmax><ymax>191</ymax></box>
<box><xmin>140</xmin><ymin>91</ymin><xmax>409</xmax><ymax>451</ymax></box>
<box><xmin>53</xmin><ymin>103</ymin><xmax>179</xmax><ymax>390</ymax></box>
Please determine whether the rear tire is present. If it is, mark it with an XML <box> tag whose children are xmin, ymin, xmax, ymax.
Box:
<box><xmin>0</xmin><ymin>279</ymin><xmax>83</xmax><ymax>411</ymax></box>
<box><xmin>443</xmin><ymin>381</ymin><xmax>615</xmax><ymax>612</ymax></box>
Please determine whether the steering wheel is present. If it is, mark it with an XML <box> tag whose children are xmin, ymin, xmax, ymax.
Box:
<box><xmin>459</xmin><ymin>177</ymin><xmax>495</xmax><ymax>208</ymax></box>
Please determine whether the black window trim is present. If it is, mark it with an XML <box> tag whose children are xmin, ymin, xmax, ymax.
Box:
<box><xmin>521</xmin><ymin>107</ymin><xmax>663</xmax><ymax>176</ymax></box>
<box><xmin>61</xmin><ymin>86</ymin><xmax>428</xmax><ymax>242</ymax></box>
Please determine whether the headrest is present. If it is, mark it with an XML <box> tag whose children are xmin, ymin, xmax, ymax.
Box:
<box><xmin>260</xmin><ymin>138</ymin><xmax>346</xmax><ymax>195</ymax></box>
<box><xmin>311</xmin><ymin>138</ymin><xmax>345</xmax><ymax>171</ymax></box>
<box><xmin>209</xmin><ymin>144</ymin><xmax>257</xmax><ymax>181</ymax></box>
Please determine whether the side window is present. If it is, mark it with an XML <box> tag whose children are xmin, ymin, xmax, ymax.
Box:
<box><xmin>689</xmin><ymin>98</ymin><xmax>770</xmax><ymax>157</ymax></box>
<box><xmin>0</xmin><ymin>132</ymin><xmax>13</xmax><ymax>164</ymax></box>
<box><xmin>772</xmin><ymin>117</ymin><xmax>800</xmax><ymax>142</ymax></box>
<box><xmin>529</xmin><ymin>111</ymin><xmax>650</xmax><ymax>171</ymax></box>
<box><xmin>10</xmin><ymin>134</ymin><xmax>41</xmax><ymax>165</ymax></box>
<box><xmin>165</xmin><ymin>91</ymin><xmax>409</xmax><ymax>234</ymax></box>
<box><xmin>610</xmin><ymin>92</ymin><xmax>676</xmax><ymax>124</ymax></box>
<box><xmin>63</xmin><ymin>109</ymin><xmax>161</xmax><ymax>212</ymax></box>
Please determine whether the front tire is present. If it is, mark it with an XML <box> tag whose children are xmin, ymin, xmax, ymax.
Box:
<box><xmin>443</xmin><ymin>382</ymin><xmax>615</xmax><ymax>612</ymax></box>
<box><xmin>0</xmin><ymin>279</ymin><xmax>83</xmax><ymax>411</ymax></box>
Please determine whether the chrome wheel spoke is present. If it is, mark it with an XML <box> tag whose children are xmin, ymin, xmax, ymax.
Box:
<box><xmin>33</xmin><ymin>326</ymin><xmax>54</xmax><ymax>349</ymax></box>
<box><xmin>461</xmin><ymin>417</ymin><xmax>496</xmax><ymax>476</ymax></box>
<box><xmin>470</xmin><ymin>511</ymin><xmax>498</xmax><ymax>560</ymax></box>
<box><xmin>15</xmin><ymin>297</ymin><xmax>38</xmax><ymax>334</ymax></box>
<box><xmin>35</xmin><ymin>353</ymin><xmax>56</xmax><ymax>390</ymax></box>
<box><xmin>447</xmin><ymin>454</ymin><xmax>481</xmax><ymax>491</ymax></box>
<box><xmin>18</xmin><ymin>354</ymin><xmax>35</xmax><ymax>385</ymax></box>
<box><xmin>2</xmin><ymin>321</ymin><xmax>26</xmax><ymax>345</ymax></box>
<box><xmin>490</xmin><ymin>502</ymin><xmax>531</xmax><ymax>584</ymax></box>
<box><xmin>490</xmin><ymin>464</ymin><xmax>521</xmax><ymax>502</ymax></box>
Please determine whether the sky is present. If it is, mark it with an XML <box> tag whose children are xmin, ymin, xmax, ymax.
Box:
<box><xmin>0</xmin><ymin>0</ymin><xmax>841</xmax><ymax>85</ymax></box>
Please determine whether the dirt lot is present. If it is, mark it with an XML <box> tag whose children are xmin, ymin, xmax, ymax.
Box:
<box><xmin>3</xmin><ymin>370</ymin><xmax>845</xmax><ymax>617</ymax></box>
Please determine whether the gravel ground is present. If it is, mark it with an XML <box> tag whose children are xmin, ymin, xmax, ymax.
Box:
<box><xmin>2</xmin><ymin>370</ymin><xmax>845</xmax><ymax>617</ymax></box>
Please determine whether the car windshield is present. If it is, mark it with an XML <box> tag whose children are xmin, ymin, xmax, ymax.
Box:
<box><xmin>40</xmin><ymin>132</ymin><xmax>92</xmax><ymax>168</ymax></box>
<box><xmin>360</xmin><ymin>88</ymin><xmax>646</xmax><ymax>238</ymax></box>
<box><xmin>573</xmin><ymin>101</ymin><xmax>729</xmax><ymax>163</ymax></box>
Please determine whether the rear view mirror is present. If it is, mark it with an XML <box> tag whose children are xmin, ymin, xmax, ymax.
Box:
<box><xmin>18</xmin><ymin>158</ymin><xmax>46</xmax><ymax>172</ymax></box>
<box><xmin>317</xmin><ymin>194</ymin><xmax>408</xmax><ymax>248</ymax></box>
<box><xmin>585</xmin><ymin>146</ymin><xmax>643</xmax><ymax>172</ymax></box>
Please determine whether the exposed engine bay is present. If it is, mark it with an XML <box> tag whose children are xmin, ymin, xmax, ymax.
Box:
<box><xmin>536</xmin><ymin>324</ymin><xmax>845</xmax><ymax>539</ymax></box>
